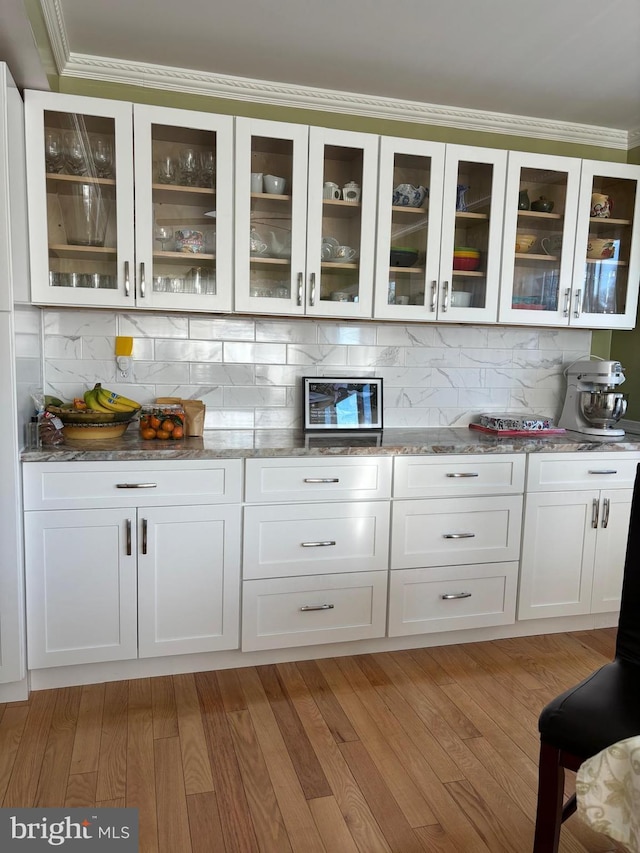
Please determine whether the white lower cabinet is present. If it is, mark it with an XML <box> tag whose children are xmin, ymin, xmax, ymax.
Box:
<box><xmin>388</xmin><ymin>562</ymin><xmax>518</xmax><ymax>636</ymax></box>
<box><xmin>388</xmin><ymin>454</ymin><xmax>523</xmax><ymax>638</ymax></box>
<box><xmin>242</xmin><ymin>571</ymin><xmax>388</xmax><ymax>651</ymax></box>
<box><xmin>23</xmin><ymin>461</ymin><xmax>242</xmax><ymax>669</ymax></box>
<box><xmin>518</xmin><ymin>453</ymin><xmax>640</xmax><ymax>620</ymax></box>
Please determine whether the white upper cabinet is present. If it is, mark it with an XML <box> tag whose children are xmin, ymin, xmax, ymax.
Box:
<box><xmin>374</xmin><ymin>140</ymin><xmax>507</xmax><ymax>323</ymax></box>
<box><xmin>234</xmin><ymin>118</ymin><xmax>378</xmax><ymax>318</ymax></box>
<box><xmin>569</xmin><ymin>160</ymin><xmax>640</xmax><ymax>330</ymax></box>
<box><xmin>25</xmin><ymin>92</ymin><xmax>233</xmax><ymax>311</ymax></box>
<box><xmin>498</xmin><ymin>151</ymin><xmax>582</xmax><ymax>325</ymax></box>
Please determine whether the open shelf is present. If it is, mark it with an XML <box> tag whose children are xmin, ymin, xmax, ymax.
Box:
<box><xmin>388</xmin><ymin>266</ymin><xmax>426</xmax><ymax>275</ymax></box>
<box><xmin>589</xmin><ymin>217</ymin><xmax>631</xmax><ymax>227</ymax></box>
<box><xmin>49</xmin><ymin>244</ymin><xmax>117</xmax><ymax>260</ymax></box>
<box><xmin>515</xmin><ymin>252</ymin><xmax>560</xmax><ymax>262</ymax></box>
<box><xmin>517</xmin><ymin>211</ymin><xmax>563</xmax><ymax>220</ymax></box>
<box><xmin>46</xmin><ymin>174</ymin><xmax>116</xmax><ymax>188</ymax></box>
<box><xmin>452</xmin><ymin>269</ymin><xmax>485</xmax><ymax>278</ymax></box>
<box><xmin>391</xmin><ymin>205</ymin><xmax>428</xmax><ymax>215</ymax></box>
<box><xmin>153</xmin><ymin>251</ymin><xmax>215</xmax><ymax>262</ymax></box>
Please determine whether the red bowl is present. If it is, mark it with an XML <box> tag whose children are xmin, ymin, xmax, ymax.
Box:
<box><xmin>452</xmin><ymin>256</ymin><xmax>480</xmax><ymax>271</ymax></box>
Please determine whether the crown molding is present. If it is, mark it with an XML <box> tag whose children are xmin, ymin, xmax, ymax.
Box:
<box><xmin>40</xmin><ymin>0</ymin><xmax>632</xmax><ymax>150</ymax></box>
<box><xmin>629</xmin><ymin>127</ymin><xmax>640</xmax><ymax>150</ymax></box>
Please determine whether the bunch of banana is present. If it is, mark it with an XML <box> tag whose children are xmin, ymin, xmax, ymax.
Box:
<box><xmin>83</xmin><ymin>383</ymin><xmax>141</xmax><ymax>414</ymax></box>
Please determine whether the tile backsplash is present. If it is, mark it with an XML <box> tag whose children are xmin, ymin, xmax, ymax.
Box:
<box><xmin>35</xmin><ymin>309</ymin><xmax>593</xmax><ymax>429</ymax></box>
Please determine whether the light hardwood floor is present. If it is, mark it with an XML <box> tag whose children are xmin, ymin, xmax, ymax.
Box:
<box><xmin>0</xmin><ymin>629</ymin><xmax>626</xmax><ymax>852</ymax></box>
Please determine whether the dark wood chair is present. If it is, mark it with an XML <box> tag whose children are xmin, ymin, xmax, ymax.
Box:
<box><xmin>533</xmin><ymin>463</ymin><xmax>640</xmax><ymax>852</ymax></box>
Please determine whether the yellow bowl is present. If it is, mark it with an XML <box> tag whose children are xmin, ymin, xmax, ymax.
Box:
<box><xmin>515</xmin><ymin>233</ymin><xmax>537</xmax><ymax>253</ymax></box>
<box><xmin>63</xmin><ymin>422</ymin><xmax>131</xmax><ymax>441</ymax></box>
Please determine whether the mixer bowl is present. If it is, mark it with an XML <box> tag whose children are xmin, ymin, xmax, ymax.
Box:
<box><xmin>580</xmin><ymin>391</ymin><xmax>627</xmax><ymax>428</ymax></box>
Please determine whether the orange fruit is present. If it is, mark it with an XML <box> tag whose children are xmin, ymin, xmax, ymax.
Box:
<box><xmin>149</xmin><ymin>415</ymin><xmax>162</xmax><ymax>430</ymax></box>
<box><xmin>171</xmin><ymin>426</ymin><xmax>184</xmax><ymax>439</ymax></box>
<box><xmin>161</xmin><ymin>419</ymin><xmax>175</xmax><ymax>432</ymax></box>
<box><xmin>156</xmin><ymin>429</ymin><xmax>170</xmax><ymax>440</ymax></box>
<box><xmin>140</xmin><ymin>428</ymin><xmax>156</xmax><ymax>440</ymax></box>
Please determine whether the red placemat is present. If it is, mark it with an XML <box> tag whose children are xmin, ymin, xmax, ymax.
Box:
<box><xmin>469</xmin><ymin>423</ymin><xmax>566</xmax><ymax>436</ymax></box>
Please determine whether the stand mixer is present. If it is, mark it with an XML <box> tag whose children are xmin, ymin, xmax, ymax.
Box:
<box><xmin>558</xmin><ymin>359</ymin><xmax>628</xmax><ymax>436</ymax></box>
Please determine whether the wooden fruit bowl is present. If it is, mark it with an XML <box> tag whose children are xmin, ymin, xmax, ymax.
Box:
<box><xmin>62</xmin><ymin>422</ymin><xmax>132</xmax><ymax>440</ymax></box>
<box><xmin>48</xmin><ymin>406</ymin><xmax>140</xmax><ymax>425</ymax></box>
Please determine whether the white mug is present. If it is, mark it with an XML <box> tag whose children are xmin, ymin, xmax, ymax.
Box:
<box><xmin>323</xmin><ymin>182</ymin><xmax>341</xmax><ymax>200</ymax></box>
<box><xmin>342</xmin><ymin>181</ymin><xmax>361</xmax><ymax>203</ymax></box>
<box><xmin>334</xmin><ymin>245</ymin><xmax>356</xmax><ymax>261</ymax></box>
<box><xmin>250</xmin><ymin>172</ymin><xmax>263</xmax><ymax>193</ymax></box>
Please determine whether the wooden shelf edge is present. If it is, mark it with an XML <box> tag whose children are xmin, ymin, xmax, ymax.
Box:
<box><xmin>518</xmin><ymin>210</ymin><xmax>563</xmax><ymax>220</ymax></box>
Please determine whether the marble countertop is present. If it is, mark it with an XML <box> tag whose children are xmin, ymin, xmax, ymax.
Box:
<box><xmin>20</xmin><ymin>427</ymin><xmax>640</xmax><ymax>462</ymax></box>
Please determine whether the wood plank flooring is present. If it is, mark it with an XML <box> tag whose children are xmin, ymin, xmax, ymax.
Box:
<box><xmin>0</xmin><ymin>629</ymin><xmax>626</xmax><ymax>852</ymax></box>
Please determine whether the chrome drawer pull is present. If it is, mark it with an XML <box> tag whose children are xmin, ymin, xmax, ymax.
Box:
<box><xmin>116</xmin><ymin>483</ymin><xmax>158</xmax><ymax>489</ymax></box>
<box><xmin>300</xmin><ymin>604</ymin><xmax>335</xmax><ymax>611</ymax></box>
<box><xmin>443</xmin><ymin>533</ymin><xmax>475</xmax><ymax>539</ymax></box>
<box><xmin>301</xmin><ymin>540</ymin><xmax>336</xmax><ymax>547</ymax></box>
<box><xmin>588</xmin><ymin>470</ymin><xmax>617</xmax><ymax>475</ymax></box>
<box><xmin>142</xmin><ymin>518</ymin><xmax>148</xmax><ymax>555</ymax></box>
<box><xmin>602</xmin><ymin>497</ymin><xmax>610</xmax><ymax>529</ymax></box>
<box><xmin>445</xmin><ymin>472</ymin><xmax>479</xmax><ymax>478</ymax></box>
<box><xmin>126</xmin><ymin>519</ymin><xmax>132</xmax><ymax>556</ymax></box>
<box><xmin>304</xmin><ymin>478</ymin><xmax>340</xmax><ymax>483</ymax></box>
<box><xmin>441</xmin><ymin>592</ymin><xmax>472</xmax><ymax>600</ymax></box>
<box><xmin>592</xmin><ymin>498</ymin><xmax>599</xmax><ymax>529</ymax></box>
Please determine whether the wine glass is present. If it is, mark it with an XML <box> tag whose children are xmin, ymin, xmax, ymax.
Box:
<box><xmin>178</xmin><ymin>148</ymin><xmax>198</xmax><ymax>186</ymax></box>
<box><xmin>156</xmin><ymin>155</ymin><xmax>176</xmax><ymax>184</ymax></box>
<box><xmin>91</xmin><ymin>136</ymin><xmax>113</xmax><ymax>178</ymax></box>
<box><xmin>154</xmin><ymin>225</ymin><xmax>174</xmax><ymax>252</ymax></box>
<box><xmin>44</xmin><ymin>130</ymin><xmax>63</xmax><ymax>173</ymax></box>
<box><xmin>64</xmin><ymin>131</ymin><xmax>88</xmax><ymax>175</ymax></box>
<box><xmin>199</xmin><ymin>150</ymin><xmax>215</xmax><ymax>188</ymax></box>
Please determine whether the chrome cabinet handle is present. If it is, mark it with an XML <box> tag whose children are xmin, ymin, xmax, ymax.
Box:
<box><xmin>142</xmin><ymin>518</ymin><xmax>148</xmax><ymax>555</ymax></box>
<box><xmin>116</xmin><ymin>483</ymin><xmax>158</xmax><ymax>489</ymax></box>
<box><xmin>309</xmin><ymin>272</ymin><xmax>316</xmax><ymax>306</ymax></box>
<box><xmin>442</xmin><ymin>280</ymin><xmax>449</xmax><ymax>312</ymax></box>
<box><xmin>574</xmin><ymin>289</ymin><xmax>582</xmax><ymax>318</ymax></box>
<box><xmin>602</xmin><ymin>498</ymin><xmax>610</xmax><ymax>529</ymax></box>
<box><xmin>124</xmin><ymin>261</ymin><xmax>131</xmax><ymax>297</ymax></box>
<box><xmin>301</xmin><ymin>541</ymin><xmax>336</xmax><ymax>547</ymax></box>
<box><xmin>588</xmin><ymin>470</ymin><xmax>617</xmax><ymax>475</ymax></box>
<box><xmin>446</xmin><ymin>472</ymin><xmax>479</xmax><ymax>478</ymax></box>
<box><xmin>126</xmin><ymin>519</ymin><xmax>132</xmax><ymax>556</ymax></box>
<box><xmin>592</xmin><ymin>498</ymin><xmax>599</xmax><ymax>529</ymax></box>
<box><xmin>430</xmin><ymin>280</ymin><xmax>437</xmax><ymax>312</ymax></box>
<box><xmin>563</xmin><ymin>288</ymin><xmax>570</xmax><ymax>317</ymax></box>
<box><xmin>140</xmin><ymin>262</ymin><xmax>146</xmax><ymax>298</ymax></box>
<box><xmin>441</xmin><ymin>592</ymin><xmax>472</xmax><ymax>600</ymax></box>
<box><xmin>443</xmin><ymin>533</ymin><xmax>476</xmax><ymax>539</ymax></box>
<box><xmin>300</xmin><ymin>604</ymin><xmax>335</xmax><ymax>611</ymax></box>
<box><xmin>304</xmin><ymin>478</ymin><xmax>340</xmax><ymax>483</ymax></box>
<box><xmin>297</xmin><ymin>272</ymin><xmax>303</xmax><ymax>306</ymax></box>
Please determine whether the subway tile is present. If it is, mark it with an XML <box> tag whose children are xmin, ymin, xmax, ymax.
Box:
<box><xmin>155</xmin><ymin>339</ymin><xmax>222</xmax><ymax>362</ymax></box>
<box><xmin>347</xmin><ymin>346</ymin><xmax>403</xmax><ymax>367</ymax></box>
<box><xmin>131</xmin><ymin>360</ymin><xmax>190</xmax><ymax>384</ymax></box>
<box><xmin>460</xmin><ymin>348</ymin><xmax>514</xmax><ymax>367</ymax></box>
<box><xmin>254</xmin><ymin>408</ymin><xmax>303</xmax><ymax>429</ymax></box>
<box><xmin>255</xmin><ymin>364</ymin><xmax>312</xmax><ymax>386</ymax></box>
<box><xmin>486</xmin><ymin>327</ymin><xmax>540</xmax><ymax>349</ymax></box>
<box><xmin>286</xmin><ymin>344</ymin><xmax>348</xmax><ymax>365</ymax></box>
<box><xmin>46</xmin><ymin>359</ymin><xmax>117</xmax><ymax>385</ymax></box>
<box><xmin>16</xmin><ymin>333</ymin><xmax>44</xmax><ymax>358</ymax></box>
<box><xmin>376</xmin><ymin>325</ymin><xmax>435</xmax><ymax>347</ymax></box>
<box><xmin>82</xmin><ymin>336</ymin><xmax>119</xmax><ymax>360</ymax></box>
<box><xmin>205</xmin><ymin>409</ymin><xmax>254</xmax><ymax>429</ymax></box>
<box><xmin>256</xmin><ymin>319</ymin><xmax>318</xmax><ymax>343</ymax></box>
<box><xmin>511</xmin><ymin>350</ymin><xmax>564</xmax><ymax>369</ymax></box>
<box><xmin>190</xmin><ymin>317</ymin><xmax>255</xmax><ymax>340</ymax></box>
<box><xmin>430</xmin><ymin>367</ymin><xmax>484</xmax><ymax>388</ymax></box>
<box><xmin>44</xmin><ymin>310</ymin><xmax>116</xmax><ymax>337</ymax></box>
<box><xmin>14</xmin><ymin>305</ymin><xmax>42</xmax><ymax>334</ymax></box>
<box><xmin>190</xmin><ymin>363</ymin><xmax>255</xmax><ymax>384</ymax></box>
<box><xmin>405</xmin><ymin>347</ymin><xmax>461</xmax><ymax>367</ymax></box>
<box><xmin>118</xmin><ymin>313</ymin><xmax>189</xmax><ymax>338</ymax></box>
<box><xmin>433</xmin><ymin>326</ymin><xmax>489</xmax><ymax>348</ymax></box>
<box><xmin>224</xmin><ymin>342</ymin><xmax>287</xmax><ymax>363</ymax></box>
<box><xmin>377</xmin><ymin>366</ymin><xmax>432</xmax><ymax>386</ymax></box>
<box><xmin>44</xmin><ymin>336</ymin><xmax>82</xmax><ymax>359</ymax></box>
<box><xmin>223</xmin><ymin>386</ymin><xmax>287</xmax><ymax>407</ymax></box>
<box><xmin>317</xmin><ymin>323</ymin><xmax>377</xmax><ymax>346</ymax></box>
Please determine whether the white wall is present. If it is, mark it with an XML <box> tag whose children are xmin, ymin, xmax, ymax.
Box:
<box><xmin>34</xmin><ymin>308</ymin><xmax>593</xmax><ymax>429</ymax></box>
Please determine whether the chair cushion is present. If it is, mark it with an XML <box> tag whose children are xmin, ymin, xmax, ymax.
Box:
<box><xmin>539</xmin><ymin>659</ymin><xmax>640</xmax><ymax>758</ymax></box>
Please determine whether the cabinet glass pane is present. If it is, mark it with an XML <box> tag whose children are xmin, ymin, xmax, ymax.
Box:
<box><xmin>150</xmin><ymin>124</ymin><xmax>218</xmax><ymax>297</ymax></box>
<box><xmin>247</xmin><ymin>136</ymin><xmax>293</xmax><ymax>302</ymax></box>
<box><xmin>320</xmin><ymin>144</ymin><xmax>364</xmax><ymax>304</ymax></box>
<box><xmin>451</xmin><ymin>160</ymin><xmax>494</xmax><ymax>311</ymax></box>
<box><xmin>581</xmin><ymin>174</ymin><xmax>636</xmax><ymax>317</ymax></box>
<box><xmin>385</xmin><ymin>152</ymin><xmax>431</xmax><ymax>308</ymax></box>
<box><xmin>44</xmin><ymin>110</ymin><xmax>118</xmax><ymax>290</ymax></box>
<box><xmin>509</xmin><ymin>167</ymin><xmax>568</xmax><ymax>313</ymax></box>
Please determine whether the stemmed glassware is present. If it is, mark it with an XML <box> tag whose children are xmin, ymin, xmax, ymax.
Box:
<box><xmin>64</xmin><ymin>131</ymin><xmax>88</xmax><ymax>175</ymax></box>
<box><xmin>91</xmin><ymin>136</ymin><xmax>114</xmax><ymax>178</ymax></box>
<box><xmin>154</xmin><ymin>225</ymin><xmax>174</xmax><ymax>252</ymax></box>
<box><xmin>44</xmin><ymin>130</ymin><xmax>64</xmax><ymax>173</ymax></box>
<box><xmin>178</xmin><ymin>148</ymin><xmax>199</xmax><ymax>186</ymax></box>
<box><xmin>200</xmin><ymin>151</ymin><xmax>215</xmax><ymax>188</ymax></box>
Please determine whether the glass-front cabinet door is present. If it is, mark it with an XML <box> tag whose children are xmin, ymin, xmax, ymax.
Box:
<box><xmin>499</xmin><ymin>151</ymin><xmax>581</xmax><ymax>325</ymax></box>
<box><xmin>374</xmin><ymin>140</ymin><xmax>506</xmax><ymax>323</ymax></box>
<box><xmin>234</xmin><ymin>119</ymin><xmax>377</xmax><ymax>318</ymax></box>
<box><xmin>133</xmin><ymin>105</ymin><xmax>233</xmax><ymax>312</ymax></box>
<box><xmin>570</xmin><ymin>160</ymin><xmax>640</xmax><ymax>329</ymax></box>
<box><xmin>25</xmin><ymin>91</ymin><xmax>135</xmax><ymax>308</ymax></box>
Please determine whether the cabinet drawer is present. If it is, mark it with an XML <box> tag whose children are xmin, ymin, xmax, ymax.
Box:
<box><xmin>242</xmin><ymin>570</ymin><xmax>387</xmax><ymax>651</ymax></box>
<box><xmin>22</xmin><ymin>460</ymin><xmax>243</xmax><ymax>509</ymax></box>
<box><xmin>393</xmin><ymin>454</ymin><xmax>525</xmax><ymax>498</ymax></box>
<box><xmin>388</xmin><ymin>562</ymin><xmax>518</xmax><ymax>637</ymax></box>
<box><xmin>245</xmin><ymin>456</ymin><xmax>392</xmax><ymax>502</ymax></box>
<box><xmin>243</xmin><ymin>501</ymin><xmax>390</xmax><ymax>579</ymax></box>
<box><xmin>391</xmin><ymin>495</ymin><xmax>522</xmax><ymax>569</ymax></box>
<box><xmin>526</xmin><ymin>453</ymin><xmax>640</xmax><ymax>491</ymax></box>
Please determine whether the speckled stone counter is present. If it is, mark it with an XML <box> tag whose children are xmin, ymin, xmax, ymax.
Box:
<box><xmin>20</xmin><ymin>427</ymin><xmax>640</xmax><ymax>462</ymax></box>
